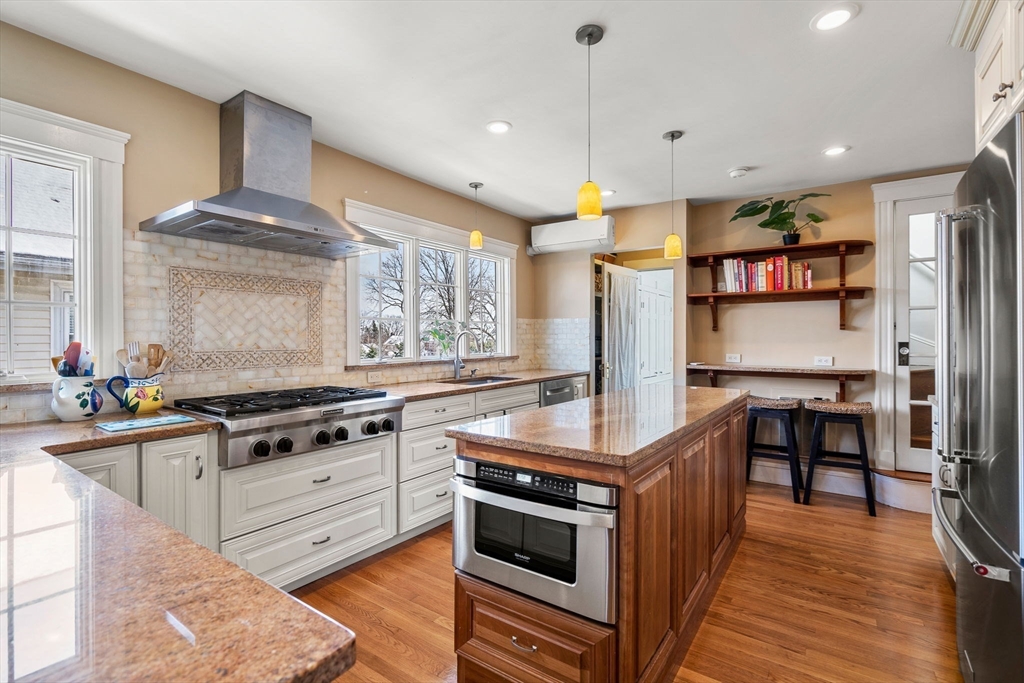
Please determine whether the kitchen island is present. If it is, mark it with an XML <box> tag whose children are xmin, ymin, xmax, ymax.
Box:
<box><xmin>446</xmin><ymin>385</ymin><xmax>749</xmax><ymax>683</ymax></box>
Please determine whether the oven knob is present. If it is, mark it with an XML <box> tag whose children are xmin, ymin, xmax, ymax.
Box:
<box><xmin>251</xmin><ymin>439</ymin><xmax>272</xmax><ymax>458</ymax></box>
<box><xmin>380</xmin><ymin>418</ymin><xmax>395</xmax><ymax>432</ymax></box>
<box><xmin>313</xmin><ymin>429</ymin><xmax>332</xmax><ymax>446</ymax></box>
<box><xmin>334</xmin><ymin>426</ymin><xmax>349</xmax><ymax>441</ymax></box>
<box><xmin>363</xmin><ymin>421</ymin><xmax>380</xmax><ymax>436</ymax></box>
<box><xmin>275</xmin><ymin>436</ymin><xmax>293</xmax><ymax>453</ymax></box>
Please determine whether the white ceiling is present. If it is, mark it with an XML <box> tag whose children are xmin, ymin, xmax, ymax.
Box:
<box><xmin>0</xmin><ymin>1</ymin><xmax>974</xmax><ymax>221</ymax></box>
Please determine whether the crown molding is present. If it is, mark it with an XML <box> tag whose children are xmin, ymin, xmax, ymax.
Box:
<box><xmin>948</xmin><ymin>0</ymin><xmax>997</xmax><ymax>51</ymax></box>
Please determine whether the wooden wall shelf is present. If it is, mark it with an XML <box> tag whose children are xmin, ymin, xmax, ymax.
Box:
<box><xmin>686</xmin><ymin>240</ymin><xmax>874</xmax><ymax>331</ymax></box>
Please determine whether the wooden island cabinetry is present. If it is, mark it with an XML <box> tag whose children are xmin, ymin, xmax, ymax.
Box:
<box><xmin>448</xmin><ymin>386</ymin><xmax>749</xmax><ymax>683</ymax></box>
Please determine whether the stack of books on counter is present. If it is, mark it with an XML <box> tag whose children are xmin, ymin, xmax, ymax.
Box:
<box><xmin>719</xmin><ymin>256</ymin><xmax>812</xmax><ymax>293</ymax></box>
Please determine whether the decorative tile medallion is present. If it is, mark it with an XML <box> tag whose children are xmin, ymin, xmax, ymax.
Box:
<box><xmin>169</xmin><ymin>267</ymin><xmax>323</xmax><ymax>371</ymax></box>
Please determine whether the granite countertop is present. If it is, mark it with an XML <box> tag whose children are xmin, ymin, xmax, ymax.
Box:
<box><xmin>685</xmin><ymin>363</ymin><xmax>874</xmax><ymax>376</ymax></box>
<box><xmin>0</xmin><ymin>448</ymin><xmax>355</xmax><ymax>682</ymax></box>
<box><xmin>446</xmin><ymin>385</ymin><xmax>748</xmax><ymax>467</ymax></box>
<box><xmin>383</xmin><ymin>368</ymin><xmax>588</xmax><ymax>402</ymax></box>
<box><xmin>1</xmin><ymin>409</ymin><xmax>221</xmax><ymax>457</ymax></box>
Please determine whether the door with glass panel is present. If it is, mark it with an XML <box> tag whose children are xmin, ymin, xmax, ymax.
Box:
<box><xmin>894</xmin><ymin>196</ymin><xmax>949</xmax><ymax>472</ymax></box>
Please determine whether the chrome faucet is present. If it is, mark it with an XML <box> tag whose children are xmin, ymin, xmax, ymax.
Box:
<box><xmin>453</xmin><ymin>329</ymin><xmax>476</xmax><ymax>379</ymax></box>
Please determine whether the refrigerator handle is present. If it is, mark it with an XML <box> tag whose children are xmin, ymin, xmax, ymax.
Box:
<box><xmin>936</xmin><ymin>211</ymin><xmax>955</xmax><ymax>461</ymax></box>
<box><xmin>932</xmin><ymin>487</ymin><xmax>1013</xmax><ymax>582</ymax></box>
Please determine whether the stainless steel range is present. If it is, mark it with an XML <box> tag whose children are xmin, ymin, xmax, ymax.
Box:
<box><xmin>175</xmin><ymin>386</ymin><xmax>405</xmax><ymax>469</ymax></box>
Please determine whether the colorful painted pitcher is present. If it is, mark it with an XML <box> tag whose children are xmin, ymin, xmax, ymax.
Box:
<box><xmin>51</xmin><ymin>376</ymin><xmax>103</xmax><ymax>422</ymax></box>
<box><xmin>106</xmin><ymin>374</ymin><xmax>164</xmax><ymax>415</ymax></box>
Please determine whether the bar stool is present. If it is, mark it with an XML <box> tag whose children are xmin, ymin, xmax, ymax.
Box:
<box><xmin>746</xmin><ymin>397</ymin><xmax>804</xmax><ymax>503</ymax></box>
<box><xmin>802</xmin><ymin>399</ymin><xmax>875</xmax><ymax>516</ymax></box>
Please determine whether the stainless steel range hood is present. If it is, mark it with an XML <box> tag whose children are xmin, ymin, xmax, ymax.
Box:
<box><xmin>140</xmin><ymin>91</ymin><xmax>395</xmax><ymax>259</ymax></box>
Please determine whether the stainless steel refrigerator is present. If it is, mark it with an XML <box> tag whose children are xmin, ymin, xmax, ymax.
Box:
<box><xmin>935</xmin><ymin>112</ymin><xmax>1024</xmax><ymax>683</ymax></box>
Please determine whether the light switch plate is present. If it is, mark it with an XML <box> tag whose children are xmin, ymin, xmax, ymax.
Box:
<box><xmin>814</xmin><ymin>356</ymin><xmax>834</xmax><ymax>367</ymax></box>
<box><xmin>725</xmin><ymin>354</ymin><xmax>741</xmax><ymax>363</ymax></box>
<box><xmin>367</xmin><ymin>371</ymin><xmax>384</xmax><ymax>383</ymax></box>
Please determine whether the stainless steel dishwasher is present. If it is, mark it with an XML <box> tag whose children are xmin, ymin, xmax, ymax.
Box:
<box><xmin>540</xmin><ymin>377</ymin><xmax>575</xmax><ymax>406</ymax></box>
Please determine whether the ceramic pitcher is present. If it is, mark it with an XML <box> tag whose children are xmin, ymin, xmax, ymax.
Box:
<box><xmin>51</xmin><ymin>376</ymin><xmax>104</xmax><ymax>422</ymax></box>
<box><xmin>106</xmin><ymin>374</ymin><xmax>164</xmax><ymax>415</ymax></box>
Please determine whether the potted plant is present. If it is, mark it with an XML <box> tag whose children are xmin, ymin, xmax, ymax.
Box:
<box><xmin>729</xmin><ymin>192</ymin><xmax>829</xmax><ymax>245</ymax></box>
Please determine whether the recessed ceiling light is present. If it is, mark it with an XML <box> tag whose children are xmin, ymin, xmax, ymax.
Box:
<box><xmin>601</xmin><ymin>189</ymin><xmax>616</xmax><ymax>197</ymax></box>
<box><xmin>822</xmin><ymin>145</ymin><xmax>851</xmax><ymax>156</ymax></box>
<box><xmin>810</xmin><ymin>3</ymin><xmax>859</xmax><ymax>31</ymax></box>
<box><xmin>485</xmin><ymin>120</ymin><xmax>512</xmax><ymax>134</ymax></box>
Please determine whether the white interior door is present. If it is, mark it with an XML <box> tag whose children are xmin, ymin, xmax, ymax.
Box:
<box><xmin>894</xmin><ymin>196</ymin><xmax>948</xmax><ymax>472</ymax></box>
<box><xmin>601</xmin><ymin>262</ymin><xmax>639</xmax><ymax>392</ymax></box>
<box><xmin>638</xmin><ymin>269</ymin><xmax>673</xmax><ymax>385</ymax></box>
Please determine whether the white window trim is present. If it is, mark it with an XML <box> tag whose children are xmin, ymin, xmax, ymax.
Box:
<box><xmin>0</xmin><ymin>98</ymin><xmax>130</xmax><ymax>382</ymax></box>
<box><xmin>344</xmin><ymin>199</ymin><xmax>517</xmax><ymax>366</ymax></box>
<box><xmin>871</xmin><ymin>171</ymin><xmax>963</xmax><ymax>470</ymax></box>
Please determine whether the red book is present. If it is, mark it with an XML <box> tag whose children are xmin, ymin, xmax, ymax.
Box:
<box><xmin>774</xmin><ymin>256</ymin><xmax>784</xmax><ymax>291</ymax></box>
<box><xmin>765</xmin><ymin>258</ymin><xmax>775</xmax><ymax>291</ymax></box>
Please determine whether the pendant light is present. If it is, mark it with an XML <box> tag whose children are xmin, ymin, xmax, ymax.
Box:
<box><xmin>469</xmin><ymin>182</ymin><xmax>484</xmax><ymax>250</ymax></box>
<box><xmin>576</xmin><ymin>24</ymin><xmax>604</xmax><ymax>221</ymax></box>
<box><xmin>663</xmin><ymin>130</ymin><xmax>683</xmax><ymax>260</ymax></box>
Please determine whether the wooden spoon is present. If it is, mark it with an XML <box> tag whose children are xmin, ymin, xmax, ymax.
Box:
<box><xmin>116</xmin><ymin>349</ymin><xmax>130</xmax><ymax>372</ymax></box>
<box><xmin>51</xmin><ymin>356</ymin><xmax>63</xmax><ymax>372</ymax></box>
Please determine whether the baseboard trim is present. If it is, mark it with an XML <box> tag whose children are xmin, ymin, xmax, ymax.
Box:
<box><xmin>749</xmin><ymin>460</ymin><xmax>930</xmax><ymax>513</ymax></box>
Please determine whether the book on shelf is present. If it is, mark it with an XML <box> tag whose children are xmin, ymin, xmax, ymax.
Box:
<box><xmin>717</xmin><ymin>256</ymin><xmax>815</xmax><ymax>293</ymax></box>
<box><xmin>765</xmin><ymin>259</ymin><xmax>775</xmax><ymax>291</ymax></box>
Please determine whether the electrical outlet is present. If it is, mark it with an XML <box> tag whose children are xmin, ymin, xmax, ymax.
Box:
<box><xmin>725</xmin><ymin>354</ymin><xmax>742</xmax><ymax>364</ymax></box>
<box><xmin>814</xmin><ymin>356</ymin><xmax>834</xmax><ymax>367</ymax></box>
<box><xmin>499</xmin><ymin>361</ymin><xmax>509</xmax><ymax>372</ymax></box>
<box><xmin>367</xmin><ymin>371</ymin><xmax>384</xmax><ymax>383</ymax></box>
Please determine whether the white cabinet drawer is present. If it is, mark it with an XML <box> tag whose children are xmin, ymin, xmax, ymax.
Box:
<box><xmin>398</xmin><ymin>420</ymin><xmax>462</xmax><ymax>482</ymax></box>
<box><xmin>402</xmin><ymin>393</ymin><xmax>476</xmax><ymax>430</ymax></box>
<box><xmin>505</xmin><ymin>402</ymin><xmax>540</xmax><ymax>414</ymax></box>
<box><xmin>221</xmin><ymin>436</ymin><xmax>395</xmax><ymax>540</ymax></box>
<box><xmin>221</xmin><ymin>488</ymin><xmax>395</xmax><ymax>588</ymax></box>
<box><xmin>398</xmin><ymin>467</ymin><xmax>453</xmax><ymax>533</ymax></box>
<box><xmin>58</xmin><ymin>444</ymin><xmax>138</xmax><ymax>505</ymax></box>
<box><xmin>475</xmin><ymin>383</ymin><xmax>539</xmax><ymax>414</ymax></box>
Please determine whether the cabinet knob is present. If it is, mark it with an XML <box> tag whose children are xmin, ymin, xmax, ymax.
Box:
<box><xmin>994</xmin><ymin>91</ymin><xmax>1008</xmax><ymax>101</ymax></box>
<box><xmin>999</xmin><ymin>81</ymin><xmax>1014</xmax><ymax>92</ymax></box>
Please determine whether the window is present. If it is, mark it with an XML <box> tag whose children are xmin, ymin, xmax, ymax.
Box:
<box><xmin>0</xmin><ymin>98</ymin><xmax>129</xmax><ymax>383</ymax></box>
<box><xmin>0</xmin><ymin>150</ymin><xmax>82</xmax><ymax>378</ymax></box>
<box><xmin>346</xmin><ymin>201</ymin><xmax>515</xmax><ymax>366</ymax></box>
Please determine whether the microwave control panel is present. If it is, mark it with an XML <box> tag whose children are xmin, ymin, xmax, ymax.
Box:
<box><xmin>477</xmin><ymin>463</ymin><xmax>578</xmax><ymax>499</ymax></box>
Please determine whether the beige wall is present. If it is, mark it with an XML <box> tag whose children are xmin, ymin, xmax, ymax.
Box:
<box><xmin>0</xmin><ymin>22</ymin><xmax>534</xmax><ymax>316</ymax></box>
<box><xmin>532</xmin><ymin>250</ymin><xmax>593</xmax><ymax>319</ymax></box>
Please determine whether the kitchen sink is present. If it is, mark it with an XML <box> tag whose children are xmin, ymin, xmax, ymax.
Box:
<box><xmin>440</xmin><ymin>376</ymin><xmax>518</xmax><ymax>386</ymax></box>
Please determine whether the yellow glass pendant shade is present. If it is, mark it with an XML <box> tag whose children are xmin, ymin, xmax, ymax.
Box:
<box><xmin>469</xmin><ymin>230</ymin><xmax>484</xmax><ymax>250</ymax></box>
<box><xmin>664</xmin><ymin>233</ymin><xmax>682</xmax><ymax>260</ymax></box>
<box><xmin>577</xmin><ymin>181</ymin><xmax>603</xmax><ymax>220</ymax></box>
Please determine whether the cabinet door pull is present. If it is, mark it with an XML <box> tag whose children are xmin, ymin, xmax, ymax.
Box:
<box><xmin>994</xmin><ymin>91</ymin><xmax>1008</xmax><ymax>101</ymax></box>
<box><xmin>312</xmin><ymin>476</ymin><xmax>332</xmax><ymax>484</ymax></box>
<box><xmin>435</xmin><ymin>444</ymin><xmax>449</xmax><ymax>451</ymax></box>
<box><xmin>195</xmin><ymin>455</ymin><xmax>204</xmax><ymax>480</ymax></box>
<box><xmin>435</xmin><ymin>407</ymin><xmax>447</xmax><ymax>413</ymax></box>
<box><xmin>435</xmin><ymin>491</ymin><xmax>448</xmax><ymax>498</ymax></box>
<box><xmin>999</xmin><ymin>81</ymin><xmax>1014</xmax><ymax>92</ymax></box>
<box><xmin>312</xmin><ymin>536</ymin><xmax>331</xmax><ymax>546</ymax></box>
<box><xmin>511</xmin><ymin>636</ymin><xmax>537</xmax><ymax>653</ymax></box>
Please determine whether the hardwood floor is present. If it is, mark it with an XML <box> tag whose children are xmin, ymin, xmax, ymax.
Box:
<box><xmin>292</xmin><ymin>483</ymin><xmax>960</xmax><ymax>683</ymax></box>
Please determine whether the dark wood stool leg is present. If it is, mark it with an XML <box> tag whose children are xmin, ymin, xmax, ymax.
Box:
<box><xmin>855</xmin><ymin>418</ymin><xmax>876</xmax><ymax>517</ymax></box>
<box><xmin>802</xmin><ymin>413</ymin><xmax>824</xmax><ymax>506</ymax></box>
<box><xmin>780</xmin><ymin>411</ymin><xmax>801</xmax><ymax>503</ymax></box>
<box><xmin>787</xmin><ymin>411</ymin><xmax>804</xmax><ymax>490</ymax></box>
<box><xmin>746</xmin><ymin>414</ymin><xmax>758</xmax><ymax>482</ymax></box>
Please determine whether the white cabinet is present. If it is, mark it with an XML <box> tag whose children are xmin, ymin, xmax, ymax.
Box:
<box><xmin>475</xmin><ymin>383</ymin><xmax>540</xmax><ymax>414</ymax></box>
<box><xmin>972</xmin><ymin>1</ymin><xmax>1024</xmax><ymax>151</ymax></box>
<box><xmin>572</xmin><ymin>376</ymin><xmax>588</xmax><ymax>400</ymax></box>
<box><xmin>221</xmin><ymin>487</ymin><xmax>395</xmax><ymax>588</ymax></box>
<box><xmin>402</xmin><ymin>393</ymin><xmax>476</xmax><ymax>430</ymax></box>
<box><xmin>398</xmin><ymin>466</ymin><xmax>453</xmax><ymax>533</ymax></box>
<box><xmin>505</xmin><ymin>402</ymin><xmax>540</xmax><ymax>414</ymax></box>
<box><xmin>58</xmin><ymin>444</ymin><xmax>139</xmax><ymax>505</ymax></box>
<box><xmin>398</xmin><ymin>421</ymin><xmax>459</xmax><ymax>483</ymax></box>
<box><xmin>221</xmin><ymin>436</ymin><xmax>395</xmax><ymax>539</ymax></box>
<box><xmin>141</xmin><ymin>434</ymin><xmax>215</xmax><ymax>550</ymax></box>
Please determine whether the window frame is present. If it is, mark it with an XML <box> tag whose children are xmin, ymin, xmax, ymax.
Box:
<box><xmin>0</xmin><ymin>98</ymin><xmax>130</xmax><ymax>383</ymax></box>
<box><xmin>345</xmin><ymin>200</ymin><xmax>517</xmax><ymax>367</ymax></box>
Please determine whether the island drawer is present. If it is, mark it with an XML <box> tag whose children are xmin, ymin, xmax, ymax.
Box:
<box><xmin>221</xmin><ymin>488</ymin><xmax>394</xmax><ymax>588</ymax></box>
<box><xmin>455</xmin><ymin>573</ymin><xmax>616</xmax><ymax>683</ymax></box>
<box><xmin>403</xmin><ymin>393</ymin><xmax>477</xmax><ymax>430</ymax></box>
<box><xmin>398</xmin><ymin>466</ymin><xmax>454</xmax><ymax>533</ymax></box>
<box><xmin>398</xmin><ymin>420</ymin><xmax>462</xmax><ymax>482</ymax></box>
<box><xmin>221</xmin><ymin>436</ymin><xmax>394</xmax><ymax>539</ymax></box>
<box><xmin>475</xmin><ymin>383</ymin><xmax>540</xmax><ymax>415</ymax></box>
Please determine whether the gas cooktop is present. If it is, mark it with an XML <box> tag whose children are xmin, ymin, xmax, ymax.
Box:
<box><xmin>175</xmin><ymin>386</ymin><xmax>389</xmax><ymax>417</ymax></box>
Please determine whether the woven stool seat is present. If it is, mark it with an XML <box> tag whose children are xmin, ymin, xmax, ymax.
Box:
<box><xmin>748</xmin><ymin>396</ymin><xmax>802</xmax><ymax>410</ymax></box>
<box><xmin>804</xmin><ymin>399</ymin><xmax>873</xmax><ymax>415</ymax></box>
